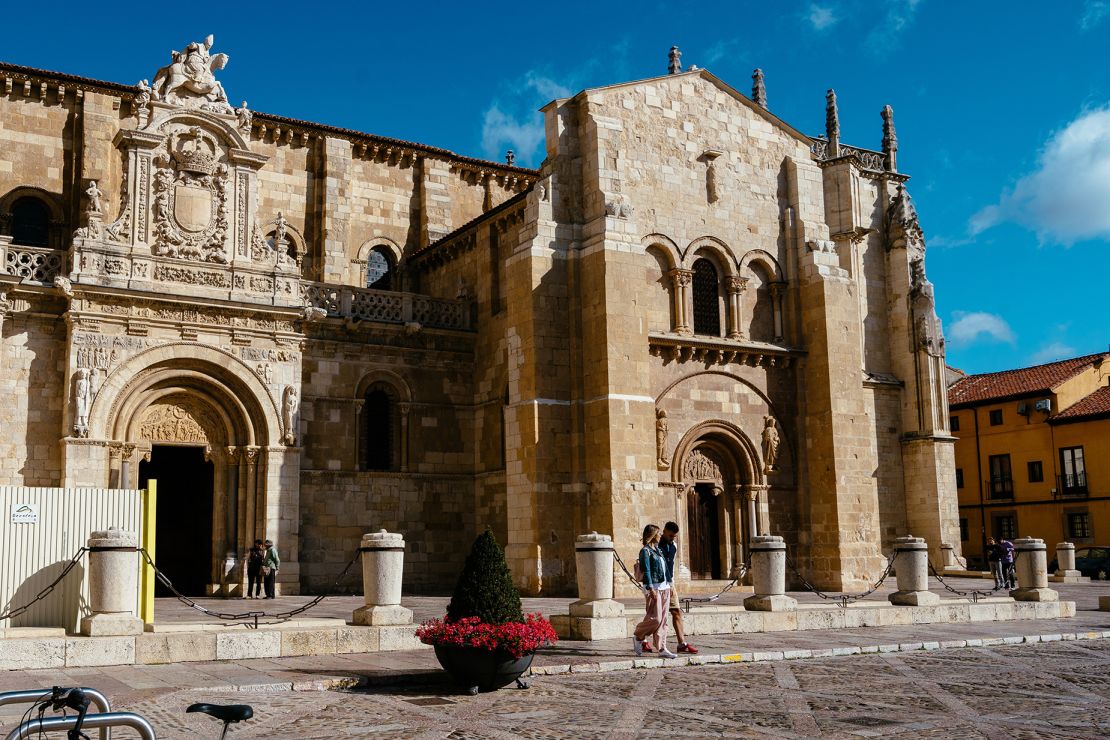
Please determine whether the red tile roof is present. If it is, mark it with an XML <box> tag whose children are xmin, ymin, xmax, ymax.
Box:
<box><xmin>1051</xmin><ymin>384</ymin><xmax>1110</xmax><ymax>423</ymax></box>
<box><xmin>947</xmin><ymin>353</ymin><xmax>1105</xmax><ymax>407</ymax></box>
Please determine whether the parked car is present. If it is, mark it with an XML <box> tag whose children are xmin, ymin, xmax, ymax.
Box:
<box><xmin>1048</xmin><ymin>546</ymin><xmax>1110</xmax><ymax>579</ymax></box>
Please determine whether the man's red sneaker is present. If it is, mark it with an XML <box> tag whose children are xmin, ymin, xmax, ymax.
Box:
<box><xmin>677</xmin><ymin>643</ymin><xmax>699</xmax><ymax>654</ymax></box>
<box><xmin>641</xmin><ymin>641</ymin><xmax>653</xmax><ymax>653</ymax></box>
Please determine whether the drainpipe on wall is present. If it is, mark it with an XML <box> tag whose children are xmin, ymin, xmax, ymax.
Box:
<box><xmin>973</xmin><ymin>406</ymin><xmax>986</xmax><ymax>561</ymax></box>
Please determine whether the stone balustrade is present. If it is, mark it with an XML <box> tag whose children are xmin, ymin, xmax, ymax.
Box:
<box><xmin>1</xmin><ymin>237</ymin><xmax>66</xmax><ymax>284</ymax></box>
<box><xmin>301</xmin><ymin>281</ymin><xmax>470</xmax><ymax>331</ymax></box>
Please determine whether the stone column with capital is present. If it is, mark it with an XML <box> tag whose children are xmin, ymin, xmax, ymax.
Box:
<box><xmin>743</xmin><ymin>535</ymin><xmax>797</xmax><ymax>611</ymax></box>
<box><xmin>669</xmin><ymin>269</ymin><xmax>693</xmax><ymax>335</ymax></box>
<box><xmin>352</xmin><ymin>530</ymin><xmax>413</xmax><ymax>625</ymax></box>
<box><xmin>1049</xmin><ymin>541</ymin><xmax>1085</xmax><ymax>583</ymax></box>
<box><xmin>81</xmin><ymin>527</ymin><xmax>143</xmax><ymax>636</ymax></box>
<box><xmin>888</xmin><ymin>535</ymin><xmax>939</xmax><ymax>606</ymax></box>
<box><xmin>725</xmin><ymin>276</ymin><xmax>747</xmax><ymax>340</ymax></box>
<box><xmin>1011</xmin><ymin>537</ymin><xmax>1058</xmax><ymax>602</ymax></box>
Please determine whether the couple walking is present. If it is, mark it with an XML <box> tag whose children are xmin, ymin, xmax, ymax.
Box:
<box><xmin>246</xmin><ymin>538</ymin><xmax>280</xmax><ymax>598</ymax></box>
<box><xmin>986</xmin><ymin>537</ymin><xmax>1016</xmax><ymax>590</ymax></box>
<box><xmin>633</xmin><ymin>522</ymin><xmax>698</xmax><ymax>658</ymax></box>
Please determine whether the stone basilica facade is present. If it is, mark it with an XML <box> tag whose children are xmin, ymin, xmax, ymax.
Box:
<box><xmin>0</xmin><ymin>39</ymin><xmax>959</xmax><ymax>596</ymax></box>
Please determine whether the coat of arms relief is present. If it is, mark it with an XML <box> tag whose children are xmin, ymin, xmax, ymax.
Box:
<box><xmin>151</xmin><ymin>126</ymin><xmax>230</xmax><ymax>263</ymax></box>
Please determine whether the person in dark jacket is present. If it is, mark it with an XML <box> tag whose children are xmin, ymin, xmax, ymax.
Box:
<box><xmin>654</xmin><ymin>521</ymin><xmax>698</xmax><ymax>654</ymax></box>
<box><xmin>1001</xmin><ymin>538</ymin><xmax>1017</xmax><ymax>589</ymax></box>
<box><xmin>986</xmin><ymin>537</ymin><xmax>1006</xmax><ymax>589</ymax></box>
<box><xmin>246</xmin><ymin>539</ymin><xmax>264</xmax><ymax>598</ymax></box>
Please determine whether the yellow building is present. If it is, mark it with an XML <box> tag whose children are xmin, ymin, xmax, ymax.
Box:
<box><xmin>949</xmin><ymin>351</ymin><xmax>1110</xmax><ymax>571</ymax></box>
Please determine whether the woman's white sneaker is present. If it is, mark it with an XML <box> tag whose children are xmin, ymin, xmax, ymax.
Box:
<box><xmin>659</xmin><ymin>648</ymin><xmax>677</xmax><ymax>659</ymax></box>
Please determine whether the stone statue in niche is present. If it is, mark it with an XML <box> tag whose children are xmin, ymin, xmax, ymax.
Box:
<box><xmin>656</xmin><ymin>409</ymin><xmax>670</xmax><ymax>469</ymax></box>
<box><xmin>151</xmin><ymin>35</ymin><xmax>232</xmax><ymax>112</ymax></box>
<box><xmin>761</xmin><ymin>415</ymin><xmax>780</xmax><ymax>472</ymax></box>
<box><xmin>282</xmin><ymin>385</ymin><xmax>299</xmax><ymax>446</ymax></box>
<box><xmin>73</xmin><ymin>368</ymin><xmax>91</xmax><ymax>438</ymax></box>
<box><xmin>910</xmin><ymin>258</ymin><xmax>945</xmax><ymax>357</ymax></box>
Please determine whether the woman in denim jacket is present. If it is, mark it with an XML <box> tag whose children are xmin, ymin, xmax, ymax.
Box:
<box><xmin>633</xmin><ymin>524</ymin><xmax>676</xmax><ymax>658</ymax></box>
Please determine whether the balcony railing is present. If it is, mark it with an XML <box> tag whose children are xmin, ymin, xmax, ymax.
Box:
<box><xmin>301</xmin><ymin>281</ymin><xmax>471</xmax><ymax>331</ymax></box>
<box><xmin>1</xmin><ymin>239</ymin><xmax>66</xmax><ymax>284</ymax></box>
<box><xmin>986</xmin><ymin>476</ymin><xmax>1014</xmax><ymax>500</ymax></box>
<box><xmin>1056</xmin><ymin>472</ymin><xmax>1088</xmax><ymax>498</ymax></box>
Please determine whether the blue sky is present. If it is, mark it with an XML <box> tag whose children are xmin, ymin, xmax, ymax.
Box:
<box><xmin>5</xmin><ymin>1</ymin><xmax>1107</xmax><ymax>373</ymax></box>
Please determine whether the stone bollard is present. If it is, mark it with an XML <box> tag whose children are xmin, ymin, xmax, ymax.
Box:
<box><xmin>569</xmin><ymin>532</ymin><xmax>624</xmax><ymax>619</ymax></box>
<box><xmin>1010</xmin><ymin>537</ymin><xmax>1058</xmax><ymax>602</ymax></box>
<box><xmin>888</xmin><ymin>535</ymin><xmax>939</xmax><ymax>606</ymax></box>
<box><xmin>940</xmin><ymin>543</ymin><xmax>965</xmax><ymax>571</ymax></box>
<box><xmin>80</xmin><ymin>527</ymin><xmax>143</xmax><ymax>636</ymax></box>
<box><xmin>351</xmin><ymin>530</ymin><xmax>413</xmax><ymax>626</ymax></box>
<box><xmin>1049</xmin><ymin>542</ymin><xmax>1083</xmax><ymax>583</ymax></box>
<box><xmin>743</xmin><ymin>534</ymin><xmax>797</xmax><ymax>611</ymax></box>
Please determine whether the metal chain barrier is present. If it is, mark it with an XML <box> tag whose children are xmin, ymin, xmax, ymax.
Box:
<box><xmin>611</xmin><ymin>549</ymin><xmax>646</xmax><ymax>593</ymax></box>
<box><xmin>927</xmin><ymin>549</ymin><xmax>1020</xmax><ymax>603</ymax></box>
<box><xmin>138</xmin><ymin>546</ymin><xmax>363</xmax><ymax>629</ymax></box>
<box><xmin>785</xmin><ymin>550</ymin><xmax>898</xmax><ymax>608</ymax></box>
<box><xmin>681</xmin><ymin>562</ymin><xmax>750</xmax><ymax>613</ymax></box>
<box><xmin>0</xmin><ymin>547</ymin><xmax>88</xmax><ymax>623</ymax></box>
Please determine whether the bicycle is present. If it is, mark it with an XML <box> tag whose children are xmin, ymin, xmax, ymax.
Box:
<box><xmin>4</xmin><ymin>686</ymin><xmax>253</xmax><ymax>740</ymax></box>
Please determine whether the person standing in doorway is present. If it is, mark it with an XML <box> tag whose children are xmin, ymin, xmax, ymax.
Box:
<box><xmin>633</xmin><ymin>524</ymin><xmax>676</xmax><ymax>658</ymax></box>
<box><xmin>246</xmin><ymin>539</ymin><xmax>264</xmax><ymax>598</ymax></box>
<box><xmin>263</xmin><ymin>538</ymin><xmax>280</xmax><ymax>599</ymax></box>
<box><xmin>650</xmin><ymin>521</ymin><xmax>698</xmax><ymax>654</ymax></box>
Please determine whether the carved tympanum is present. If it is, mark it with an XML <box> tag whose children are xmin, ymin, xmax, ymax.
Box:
<box><xmin>682</xmin><ymin>448</ymin><xmax>723</xmax><ymax>485</ymax></box>
<box><xmin>138</xmin><ymin>403</ymin><xmax>212</xmax><ymax>444</ymax></box>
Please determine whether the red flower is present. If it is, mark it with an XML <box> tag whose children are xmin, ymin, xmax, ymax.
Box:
<box><xmin>415</xmin><ymin>613</ymin><xmax>558</xmax><ymax>659</ymax></box>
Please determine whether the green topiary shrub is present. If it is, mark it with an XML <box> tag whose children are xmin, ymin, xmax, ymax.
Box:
<box><xmin>446</xmin><ymin>528</ymin><xmax>524</xmax><ymax>624</ymax></box>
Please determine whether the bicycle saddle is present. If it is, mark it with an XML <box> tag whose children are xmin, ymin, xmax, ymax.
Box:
<box><xmin>187</xmin><ymin>703</ymin><xmax>254</xmax><ymax>723</ymax></box>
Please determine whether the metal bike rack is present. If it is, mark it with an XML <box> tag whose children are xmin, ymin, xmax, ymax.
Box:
<box><xmin>0</xmin><ymin>688</ymin><xmax>112</xmax><ymax>740</ymax></box>
<box><xmin>4</xmin><ymin>711</ymin><xmax>155</xmax><ymax>740</ymax></box>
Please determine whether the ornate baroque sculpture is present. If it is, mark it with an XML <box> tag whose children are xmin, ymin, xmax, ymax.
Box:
<box><xmin>151</xmin><ymin>127</ymin><xmax>230</xmax><ymax>263</ymax></box>
<box><xmin>761</xmin><ymin>415</ymin><xmax>780</xmax><ymax>472</ymax></box>
<box><xmin>151</xmin><ymin>35</ymin><xmax>232</xmax><ymax>113</ymax></box>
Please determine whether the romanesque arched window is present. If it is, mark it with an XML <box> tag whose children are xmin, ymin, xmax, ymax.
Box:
<box><xmin>365</xmin><ymin>246</ymin><xmax>394</xmax><ymax>290</ymax></box>
<box><xmin>692</xmin><ymin>258</ymin><xmax>721</xmax><ymax>336</ymax></box>
<box><xmin>359</xmin><ymin>387</ymin><xmax>395</xmax><ymax>471</ymax></box>
<box><xmin>10</xmin><ymin>196</ymin><xmax>51</xmax><ymax>247</ymax></box>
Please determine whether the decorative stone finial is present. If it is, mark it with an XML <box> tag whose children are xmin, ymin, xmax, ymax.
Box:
<box><xmin>881</xmin><ymin>104</ymin><xmax>898</xmax><ymax>172</ymax></box>
<box><xmin>825</xmin><ymin>89</ymin><xmax>840</xmax><ymax>156</ymax></box>
<box><xmin>752</xmin><ymin>68</ymin><xmax>767</xmax><ymax>110</ymax></box>
<box><xmin>668</xmin><ymin>46</ymin><xmax>682</xmax><ymax>75</ymax></box>
<box><xmin>506</xmin><ymin>149</ymin><xmax>515</xmax><ymax>166</ymax></box>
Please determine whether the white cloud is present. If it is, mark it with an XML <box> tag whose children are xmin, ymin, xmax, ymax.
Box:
<box><xmin>970</xmin><ymin>103</ymin><xmax>1110</xmax><ymax>244</ymax></box>
<box><xmin>865</xmin><ymin>0</ymin><xmax>924</xmax><ymax>52</ymax></box>
<box><xmin>480</xmin><ymin>105</ymin><xmax>545</xmax><ymax>164</ymax></box>
<box><xmin>1081</xmin><ymin>0</ymin><xmax>1109</xmax><ymax>29</ymax></box>
<box><xmin>524</xmin><ymin>73</ymin><xmax>571</xmax><ymax>103</ymax></box>
<box><xmin>948</xmin><ymin>311</ymin><xmax>1016</xmax><ymax>346</ymax></box>
<box><xmin>807</xmin><ymin>4</ymin><xmax>838</xmax><ymax>30</ymax></box>
<box><xmin>1029</xmin><ymin>341</ymin><xmax>1078</xmax><ymax>365</ymax></box>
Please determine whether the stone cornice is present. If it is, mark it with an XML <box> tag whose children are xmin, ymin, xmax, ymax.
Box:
<box><xmin>648</xmin><ymin>333</ymin><xmax>803</xmax><ymax>369</ymax></box>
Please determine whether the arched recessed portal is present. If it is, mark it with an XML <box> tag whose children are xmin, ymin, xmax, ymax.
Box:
<box><xmin>88</xmin><ymin>345</ymin><xmax>282</xmax><ymax>596</ymax></box>
<box><xmin>671</xmin><ymin>421</ymin><xmax>763</xmax><ymax>580</ymax></box>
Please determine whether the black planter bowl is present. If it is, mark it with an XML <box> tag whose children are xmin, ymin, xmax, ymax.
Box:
<box><xmin>433</xmin><ymin>644</ymin><xmax>535</xmax><ymax>694</ymax></box>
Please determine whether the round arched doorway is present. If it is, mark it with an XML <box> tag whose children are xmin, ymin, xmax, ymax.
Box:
<box><xmin>672</xmin><ymin>422</ymin><xmax>763</xmax><ymax>581</ymax></box>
